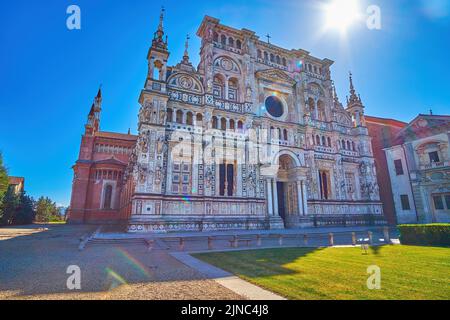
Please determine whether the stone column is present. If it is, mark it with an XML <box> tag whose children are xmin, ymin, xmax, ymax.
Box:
<box><xmin>302</xmin><ymin>181</ymin><xmax>308</xmax><ymax>216</ymax></box>
<box><xmin>297</xmin><ymin>180</ymin><xmax>304</xmax><ymax>216</ymax></box>
<box><xmin>172</xmin><ymin>108</ymin><xmax>177</xmax><ymax>122</ymax></box>
<box><xmin>225</xmin><ymin>76</ymin><xmax>229</xmax><ymax>100</ymax></box>
<box><xmin>266</xmin><ymin>179</ymin><xmax>273</xmax><ymax>216</ymax></box>
<box><xmin>272</xmin><ymin>179</ymin><xmax>279</xmax><ymax>216</ymax></box>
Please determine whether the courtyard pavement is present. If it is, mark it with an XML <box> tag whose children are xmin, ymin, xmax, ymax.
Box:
<box><xmin>0</xmin><ymin>224</ymin><xmax>399</xmax><ymax>300</ymax></box>
<box><xmin>0</xmin><ymin>224</ymin><xmax>242</xmax><ymax>300</ymax></box>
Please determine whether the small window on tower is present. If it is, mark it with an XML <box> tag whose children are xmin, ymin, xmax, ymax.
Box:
<box><xmin>429</xmin><ymin>151</ymin><xmax>440</xmax><ymax>164</ymax></box>
<box><xmin>394</xmin><ymin>159</ymin><xmax>404</xmax><ymax>176</ymax></box>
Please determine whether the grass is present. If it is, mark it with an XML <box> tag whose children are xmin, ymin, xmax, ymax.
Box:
<box><xmin>194</xmin><ymin>245</ymin><xmax>450</xmax><ymax>300</ymax></box>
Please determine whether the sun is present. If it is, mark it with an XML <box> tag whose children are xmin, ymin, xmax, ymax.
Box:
<box><xmin>324</xmin><ymin>0</ymin><xmax>362</xmax><ymax>34</ymax></box>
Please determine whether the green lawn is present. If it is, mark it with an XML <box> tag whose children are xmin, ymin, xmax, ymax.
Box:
<box><xmin>194</xmin><ymin>246</ymin><xmax>450</xmax><ymax>300</ymax></box>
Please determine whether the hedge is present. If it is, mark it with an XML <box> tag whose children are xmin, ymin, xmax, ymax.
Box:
<box><xmin>398</xmin><ymin>224</ymin><xmax>450</xmax><ymax>246</ymax></box>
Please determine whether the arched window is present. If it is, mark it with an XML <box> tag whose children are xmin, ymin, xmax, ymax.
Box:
<box><xmin>176</xmin><ymin>110</ymin><xmax>183</xmax><ymax>124</ymax></box>
<box><xmin>228</xmin><ymin>78</ymin><xmax>239</xmax><ymax>101</ymax></box>
<box><xmin>103</xmin><ymin>185</ymin><xmax>113</xmax><ymax>209</ymax></box>
<box><xmin>316</xmin><ymin>135</ymin><xmax>321</xmax><ymax>145</ymax></box>
<box><xmin>257</xmin><ymin>49</ymin><xmax>262</xmax><ymax>59</ymax></box>
<box><xmin>212</xmin><ymin>116</ymin><xmax>218</xmax><ymax>129</ymax></box>
<box><xmin>276</xmin><ymin>55</ymin><xmax>281</xmax><ymax>65</ymax></box>
<box><xmin>347</xmin><ymin>141</ymin><xmax>351</xmax><ymax>150</ymax></box>
<box><xmin>312</xmin><ymin>134</ymin><xmax>316</xmax><ymax>145</ymax></box>
<box><xmin>283</xmin><ymin>129</ymin><xmax>288</xmax><ymax>141</ymax></box>
<box><xmin>213</xmin><ymin>74</ymin><xmax>224</xmax><ymax>98</ymax></box>
<box><xmin>213</xmin><ymin>32</ymin><xmax>219</xmax><ymax>43</ymax></box>
<box><xmin>317</xmin><ymin>100</ymin><xmax>326</xmax><ymax>121</ymax></box>
<box><xmin>236</xmin><ymin>40</ymin><xmax>242</xmax><ymax>49</ymax></box>
<box><xmin>307</xmin><ymin>98</ymin><xmax>315</xmax><ymax>119</ymax></box>
<box><xmin>322</xmin><ymin>136</ymin><xmax>326</xmax><ymax>146</ymax></box>
<box><xmin>352</xmin><ymin>141</ymin><xmax>356</xmax><ymax>151</ymax></box>
<box><xmin>264</xmin><ymin>51</ymin><xmax>269</xmax><ymax>61</ymax></box>
<box><xmin>153</xmin><ymin>60</ymin><xmax>163</xmax><ymax>81</ymax></box>
<box><xmin>186</xmin><ymin>112</ymin><xmax>193</xmax><ymax>125</ymax></box>
<box><xmin>342</xmin><ymin>139</ymin><xmax>346</xmax><ymax>149</ymax></box>
<box><xmin>282</xmin><ymin>57</ymin><xmax>287</xmax><ymax>66</ymax></box>
<box><xmin>237</xmin><ymin>120</ymin><xmax>243</xmax><ymax>131</ymax></box>
<box><xmin>221</xmin><ymin>35</ymin><xmax>227</xmax><ymax>45</ymax></box>
<box><xmin>327</xmin><ymin>137</ymin><xmax>332</xmax><ymax>147</ymax></box>
<box><xmin>228</xmin><ymin>37</ymin><xmax>234</xmax><ymax>47</ymax></box>
<box><xmin>314</xmin><ymin>66</ymin><xmax>318</xmax><ymax>73</ymax></box>
<box><xmin>229</xmin><ymin>119</ymin><xmax>235</xmax><ymax>130</ymax></box>
<box><xmin>308</xmin><ymin>64</ymin><xmax>312</xmax><ymax>72</ymax></box>
<box><xmin>196</xmin><ymin>113</ymin><xmax>203</xmax><ymax>125</ymax></box>
<box><xmin>270</xmin><ymin>53</ymin><xmax>275</xmax><ymax>62</ymax></box>
<box><xmin>221</xmin><ymin>118</ymin><xmax>227</xmax><ymax>130</ymax></box>
<box><xmin>167</xmin><ymin>108</ymin><xmax>173</xmax><ymax>122</ymax></box>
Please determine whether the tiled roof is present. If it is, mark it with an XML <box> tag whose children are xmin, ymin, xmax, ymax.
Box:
<box><xmin>95</xmin><ymin>131</ymin><xmax>138</xmax><ymax>141</ymax></box>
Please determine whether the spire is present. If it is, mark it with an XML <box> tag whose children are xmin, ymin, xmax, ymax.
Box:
<box><xmin>347</xmin><ymin>71</ymin><xmax>362</xmax><ymax>106</ymax></box>
<box><xmin>85</xmin><ymin>88</ymin><xmax>102</xmax><ymax>135</ymax></box>
<box><xmin>332</xmin><ymin>81</ymin><xmax>342</xmax><ymax>109</ymax></box>
<box><xmin>182</xmin><ymin>34</ymin><xmax>190</xmax><ymax>64</ymax></box>
<box><xmin>151</xmin><ymin>7</ymin><xmax>168</xmax><ymax>50</ymax></box>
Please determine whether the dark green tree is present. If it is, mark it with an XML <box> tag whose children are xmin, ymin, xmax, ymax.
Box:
<box><xmin>0</xmin><ymin>187</ymin><xmax>19</xmax><ymax>226</ymax></box>
<box><xmin>0</xmin><ymin>153</ymin><xmax>8</xmax><ymax>200</ymax></box>
<box><xmin>13</xmin><ymin>192</ymin><xmax>35</xmax><ymax>225</ymax></box>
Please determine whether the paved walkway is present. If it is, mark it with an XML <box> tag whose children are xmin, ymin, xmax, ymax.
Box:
<box><xmin>171</xmin><ymin>252</ymin><xmax>286</xmax><ymax>300</ymax></box>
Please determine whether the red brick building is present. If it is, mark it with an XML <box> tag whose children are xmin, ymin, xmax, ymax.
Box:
<box><xmin>366</xmin><ymin>116</ymin><xmax>407</xmax><ymax>224</ymax></box>
<box><xmin>67</xmin><ymin>89</ymin><xmax>137</xmax><ymax>224</ymax></box>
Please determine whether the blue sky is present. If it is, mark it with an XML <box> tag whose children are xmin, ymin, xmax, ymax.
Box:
<box><xmin>0</xmin><ymin>0</ymin><xmax>449</xmax><ymax>206</ymax></box>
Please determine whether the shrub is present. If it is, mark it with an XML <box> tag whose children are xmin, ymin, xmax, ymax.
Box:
<box><xmin>398</xmin><ymin>224</ymin><xmax>450</xmax><ymax>247</ymax></box>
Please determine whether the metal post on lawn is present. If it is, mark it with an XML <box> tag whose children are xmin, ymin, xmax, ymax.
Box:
<box><xmin>303</xmin><ymin>234</ymin><xmax>308</xmax><ymax>246</ymax></box>
<box><xmin>383</xmin><ymin>227</ymin><xmax>390</xmax><ymax>243</ymax></box>
<box><xmin>278</xmin><ymin>235</ymin><xmax>283</xmax><ymax>246</ymax></box>
<box><xmin>352</xmin><ymin>232</ymin><xmax>356</xmax><ymax>246</ymax></box>
<box><xmin>368</xmin><ymin>231</ymin><xmax>373</xmax><ymax>245</ymax></box>
<box><xmin>329</xmin><ymin>233</ymin><xmax>334</xmax><ymax>246</ymax></box>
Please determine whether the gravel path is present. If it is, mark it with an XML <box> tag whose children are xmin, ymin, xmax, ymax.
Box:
<box><xmin>0</xmin><ymin>225</ymin><xmax>242</xmax><ymax>300</ymax></box>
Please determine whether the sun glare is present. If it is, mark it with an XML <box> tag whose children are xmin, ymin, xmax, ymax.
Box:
<box><xmin>324</xmin><ymin>0</ymin><xmax>362</xmax><ymax>34</ymax></box>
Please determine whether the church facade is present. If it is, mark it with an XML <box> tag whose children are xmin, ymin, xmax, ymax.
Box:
<box><xmin>68</xmin><ymin>13</ymin><xmax>385</xmax><ymax>232</ymax></box>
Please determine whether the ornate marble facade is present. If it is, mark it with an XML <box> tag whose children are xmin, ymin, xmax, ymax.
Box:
<box><xmin>124</xmin><ymin>13</ymin><xmax>384</xmax><ymax>233</ymax></box>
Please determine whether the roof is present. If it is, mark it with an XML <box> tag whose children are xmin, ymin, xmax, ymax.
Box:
<box><xmin>396</xmin><ymin>114</ymin><xmax>450</xmax><ymax>142</ymax></box>
<box><xmin>8</xmin><ymin>176</ymin><xmax>24</xmax><ymax>185</ymax></box>
<box><xmin>95</xmin><ymin>131</ymin><xmax>138</xmax><ymax>141</ymax></box>
<box><xmin>93</xmin><ymin>158</ymin><xmax>128</xmax><ymax>166</ymax></box>
<box><xmin>365</xmin><ymin>115</ymin><xmax>407</xmax><ymax>128</ymax></box>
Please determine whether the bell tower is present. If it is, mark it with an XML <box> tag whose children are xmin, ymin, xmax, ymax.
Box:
<box><xmin>146</xmin><ymin>7</ymin><xmax>169</xmax><ymax>88</ymax></box>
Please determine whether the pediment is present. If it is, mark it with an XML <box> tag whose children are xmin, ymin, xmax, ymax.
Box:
<box><xmin>256</xmin><ymin>69</ymin><xmax>296</xmax><ymax>85</ymax></box>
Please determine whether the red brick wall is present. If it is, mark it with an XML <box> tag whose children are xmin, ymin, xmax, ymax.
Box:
<box><xmin>67</xmin><ymin>132</ymin><xmax>136</xmax><ymax>224</ymax></box>
<box><xmin>366</xmin><ymin>117</ymin><xmax>406</xmax><ymax>225</ymax></box>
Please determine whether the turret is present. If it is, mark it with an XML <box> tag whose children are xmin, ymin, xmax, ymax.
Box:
<box><xmin>147</xmin><ymin>7</ymin><xmax>170</xmax><ymax>83</ymax></box>
<box><xmin>346</xmin><ymin>72</ymin><xmax>366</xmax><ymax>127</ymax></box>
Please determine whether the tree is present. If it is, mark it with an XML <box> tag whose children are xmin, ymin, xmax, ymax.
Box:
<box><xmin>0</xmin><ymin>187</ymin><xmax>19</xmax><ymax>226</ymax></box>
<box><xmin>13</xmin><ymin>192</ymin><xmax>35</xmax><ymax>225</ymax></box>
<box><xmin>35</xmin><ymin>197</ymin><xmax>59</xmax><ymax>222</ymax></box>
<box><xmin>0</xmin><ymin>153</ymin><xmax>8</xmax><ymax>200</ymax></box>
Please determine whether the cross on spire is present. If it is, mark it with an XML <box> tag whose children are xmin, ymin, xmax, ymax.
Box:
<box><xmin>183</xmin><ymin>34</ymin><xmax>190</xmax><ymax>63</ymax></box>
<box><xmin>266</xmin><ymin>34</ymin><xmax>271</xmax><ymax>44</ymax></box>
<box><xmin>158</xmin><ymin>6</ymin><xmax>165</xmax><ymax>31</ymax></box>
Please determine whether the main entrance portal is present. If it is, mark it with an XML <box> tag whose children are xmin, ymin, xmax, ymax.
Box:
<box><xmin>263</xmin><ymin>152</ymin><xmax>312</xmax><ymax>229</ymax></box>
